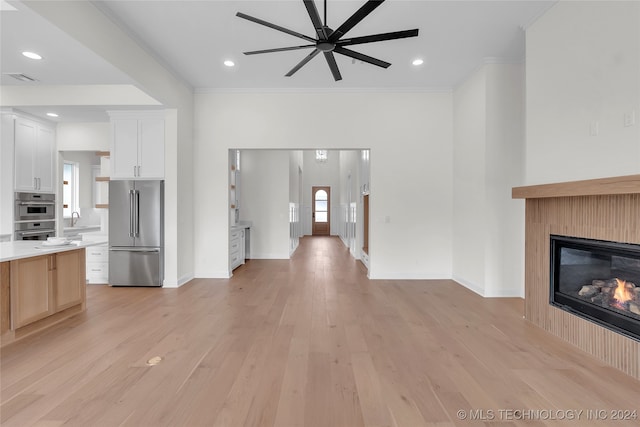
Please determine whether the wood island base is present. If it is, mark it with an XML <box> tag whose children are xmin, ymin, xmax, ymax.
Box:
<box><xmin>1</xmin><ymin>248</ymin><xmax>86</xmax><ymax>348</ymax></box>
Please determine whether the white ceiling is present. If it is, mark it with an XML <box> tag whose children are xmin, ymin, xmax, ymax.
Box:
<box><xmin>0</xmin><ymin>1</ymin><xmax>133</xmax><ymax>86</ymax></box>
<box><xmin>1</xmin><ymin>0</ymin><xmax>555</xmax><ymax>121</ymax></box>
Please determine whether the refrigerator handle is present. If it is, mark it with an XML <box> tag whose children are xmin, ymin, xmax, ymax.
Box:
<box><xmin>135</xmin><ymin>190</ymin><xmax>140</xmax><ymax>237</ymax></box>
<box><xmin>110</xmin><ymin>247</ymin><xmax>160</xmax><ymax>253</ymax></box>
<box><xmin>129</xmin><ymin>190</ymin><xmax>135</xmax><ymax>237</ymax></box>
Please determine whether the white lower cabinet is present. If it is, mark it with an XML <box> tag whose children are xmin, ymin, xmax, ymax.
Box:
<box><xmin>230</xmin><ymin>228</ymin><xmax>245</xmax><ymax>271</ymax></box>
<box><xmin>86</xmin><ymin>244</ymin><xmax>109</xmax><ymax>283</ymax></box>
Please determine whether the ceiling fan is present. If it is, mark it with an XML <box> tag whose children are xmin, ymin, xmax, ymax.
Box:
<box><xmin>236</xmin><ymin>0</ymin><xmax>419</xmax><ymax>81</ymax></box>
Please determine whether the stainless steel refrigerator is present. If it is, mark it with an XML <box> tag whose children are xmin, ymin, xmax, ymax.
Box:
<box><xmin>109</xmin><ymin>180</ymin><xmax>164</xmax><ymax>287</ymax></box>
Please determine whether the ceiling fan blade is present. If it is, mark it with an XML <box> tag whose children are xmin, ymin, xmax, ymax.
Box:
<box><xmin>285</xmin><ymin>49</ymin><xmax>321</xmax><ymax>77</ymax></box>
<box><xmin>337</xmin><ymin>29</ymin><xmax>419</xmax><ymax>46</ymax></box>
<box><xmin>328</xmin><ymin>0</ymin><xmax>386</xmax><ymax>42</ymax></box>
<box><xmin>334</xmin><ymin>46</ymin><xmax>390</xmax><ymax>69</ymax></box>
<box><xmin>244</xmin><ymin>45</ymin><xmax>316</xmax><ymax>55</ymax></box>
<box><xmin>236</xmin><ymin>12</ymin><xmax>316</xmax><ymax>43</ymax></box>
<box><xmin>303</xmin><ymin>0</ymin><xmax>328</xmax><ymax>40</ymax></box>
<box><xmin>323</xmin><ymin>52</ymin><xmax>342</xmax><ymax>81</ymax></box>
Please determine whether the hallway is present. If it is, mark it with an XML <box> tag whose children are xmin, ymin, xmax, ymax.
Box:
<box><xmin>1</xmin><ymin>236</ymin><xmax>639</xmax><ymax>426</ymax></box>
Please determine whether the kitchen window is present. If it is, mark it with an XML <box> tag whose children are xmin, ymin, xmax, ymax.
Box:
<box><xmin>63</xmin><ymin>161</ymin><xmax>79</xmax><ymax>218</ymax></box>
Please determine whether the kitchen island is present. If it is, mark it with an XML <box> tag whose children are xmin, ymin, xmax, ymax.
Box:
<box><xmin>1</xmin><ymin>240</ymin><xmax>106</xmax><ymax>347</ymax></box>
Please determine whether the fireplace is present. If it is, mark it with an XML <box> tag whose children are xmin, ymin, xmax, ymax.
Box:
<box><xmin>550</xmin><ymin>235</ymin><xmax>640</xmax><ymax>341</ymax></box>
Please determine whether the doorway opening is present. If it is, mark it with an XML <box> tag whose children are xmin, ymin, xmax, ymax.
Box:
<box><xmin>226</xmin><ymin>149</ymin><xmax>369</xmax><ymax>270</ymax></box>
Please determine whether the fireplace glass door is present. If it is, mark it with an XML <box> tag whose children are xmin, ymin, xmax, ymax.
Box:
<box><xmin>550</xmin><ymin>235</ymin><xmax>640</xmax><ymax>341</ymax></box>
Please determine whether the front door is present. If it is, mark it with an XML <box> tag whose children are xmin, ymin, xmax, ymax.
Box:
<box><xmin>312</xmin><ymin>186</ymin><xmax>330</xmax><ymax>236</ymax></box>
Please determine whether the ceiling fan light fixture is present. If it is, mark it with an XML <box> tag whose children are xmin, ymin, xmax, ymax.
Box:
<box><xmin>412</xmin><ymin>58</ymin><xmax>424</xmax><ymax>66</ymax></box>
<box><xmin>22</xmin><ymin>51</ymin><xmax>42</xmax><ymax>60</ymax></box>
<box><xmin>223</xmin><ymin>60</ymin><xmax>235</xmax><ymax>67</ymax></box>
<box><xmin>236</xmin><ymin>0</ymin><xmax>419</xmax><ymax>81</ymax></box>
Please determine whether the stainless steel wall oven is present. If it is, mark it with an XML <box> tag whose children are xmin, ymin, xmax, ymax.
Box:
<box><xmin>14</xmin><ymin>192</ymin><xmax>56</xmax><ymax>240</ymax></box>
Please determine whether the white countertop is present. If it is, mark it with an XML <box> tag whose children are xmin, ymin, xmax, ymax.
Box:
<box><xmin>0</xmin><ymin>239</ymin><xmax>108</xmax><ymax>263</ymax></box>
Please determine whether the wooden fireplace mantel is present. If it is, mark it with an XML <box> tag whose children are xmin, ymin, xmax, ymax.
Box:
<box><xmin>514</xmin><ymin>174</ymin><xmax>640</xmax><ymax>380</ymax></box>
<box><xmin>512</xmin><ymin>174</ymin><xmax>640</xmax><ymax>199</ymax></box>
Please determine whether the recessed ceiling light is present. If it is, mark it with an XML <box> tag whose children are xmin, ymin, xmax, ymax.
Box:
<box><xmin>224</xmin><ymin>60</ymin><xmax>235</xmax><ymax>67</ymax></box>
<box><xmin>412</xmin><ymin>58</ymin><xmax>424</xmax><ymax>66</ymax></box>
<box><xmin>22</xmin><ymin>51</ymin><xmax>42</xmax><ymax>60</ymax></box>
<box><xmin>46</xmin><ymin>113</ymin><xmax>59</xmax><ymax>118</ymax></box>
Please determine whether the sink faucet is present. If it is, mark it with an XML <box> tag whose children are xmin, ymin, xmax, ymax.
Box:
<box><xmin>71</xmin><ymin>211</ymin><xmax>80</xmax><ymax>227</ymax></box>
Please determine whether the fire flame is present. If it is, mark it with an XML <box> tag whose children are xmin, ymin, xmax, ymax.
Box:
<box><xmin>613</xmin><ymin>278</ymin><xmax>633</xmax><ymax>303</ymax></box>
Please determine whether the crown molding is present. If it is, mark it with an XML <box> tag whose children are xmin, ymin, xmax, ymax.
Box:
<box><xmin>195</xmin><ymin>87</ymin><xmax>453</xmax><ymax>94</ymax></box>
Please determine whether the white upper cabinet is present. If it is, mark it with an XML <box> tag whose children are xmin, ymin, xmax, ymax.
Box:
<box><xmin>111</xmin><ymin>119</ymin><xmax>138</xmax><ymax>179</ymax></box>
<box><xmin>14</xmin><ymin>118</ymin><xmax>36</xmax><ymax>191</ymax></box>
<box><xmin>109</xmin><ymin>111</ymin><xmax>164</xmax><ymax>180</ymax></box>
<box><xmin>35</xmin><ymin>126</ymin><xmax>54</xmax><ymax>192</ymax></box>
<box><xmin>14</xmin><ymin>116</ymin><xmax>55</xmax><ymax>193</ymax></box>
<box><xmin>138</xmin><ymin>118</ymin><xmax>164</xmax><ymax>179</ymax></box>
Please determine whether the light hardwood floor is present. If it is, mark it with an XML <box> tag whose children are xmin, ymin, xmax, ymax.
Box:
<box><xmin>1</xmin><ymin>236</ymin><xmax>639</xmax><ymax>427</ymax></box>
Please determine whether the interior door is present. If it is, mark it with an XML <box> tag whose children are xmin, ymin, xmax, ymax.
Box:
<box><xmin>312</xmin><ymin>186</ymin><xmax>330</xmax><ymax>236</ymax></box>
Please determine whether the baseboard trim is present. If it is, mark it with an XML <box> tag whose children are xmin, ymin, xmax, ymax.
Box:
<box><xmin>194</xmin><ymin>270</ymin><xmax>232</xmax><ymax>279</ymax></box>
<box><xmin>289</xmin><ymin>241</ymin><xmax>299</xmax><ymax>256</ymax></box>
<box><xmin>163</xmin><ymin>273</ymin><xmax>194</xmax><ymax>288</ymax></box>
<box><xmin>451</xmin><ymin>276</ymin><xmax>484</xmax><ymax>296</ymax></box>
<box><xmin>483</xmin><ymin>289</ymin><xmax>524</xmax><ymax>298</ymax></box>
<box><xmin>369</xmin><ymin>271</ymin><xmax>452</xmax><ymax>280</ymax></box>
<box><xmin>452</xmin><ymin>276</ymin><xmax>524</xmax><ymax>298</ymax></box>
<box><xmin>250</xmin><ymin>253</ymin><xmax>290</xmax><ymax>260</ymax></box>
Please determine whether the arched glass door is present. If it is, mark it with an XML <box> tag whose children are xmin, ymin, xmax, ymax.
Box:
<box><xmin>312</xmin><ymin>186</ymin><xmax>330</xmax><ymax>236</ymax></box>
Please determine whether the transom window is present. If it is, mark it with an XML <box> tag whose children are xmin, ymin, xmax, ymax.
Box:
<box><xmin>315</xmin><ymin>150</ymin><xmax>328</xmax><ymax>162</ymax></box>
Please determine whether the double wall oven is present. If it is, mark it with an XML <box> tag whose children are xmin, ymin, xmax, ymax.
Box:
<box><xmin>14</xmin><ymin>192</ymin><xmax>56</xmax><ymax>240</ymax></box>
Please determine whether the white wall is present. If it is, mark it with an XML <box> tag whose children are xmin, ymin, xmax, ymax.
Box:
<box><xmin>302</xmin><ymin>150</ymin><xmax>341</xmax><ymax>236</ymax></box>
<box><xmin>289</xmin><ymin>150</ymin><xmax>303</xmax><ymax>254</ymax></box>
<box><xmin>56</xmin><ymin>123</ymin><xmax>109</xmax><ymax>229</ymax></box>
<box><xmin>239</xmin><ymin>150</ymin><xmax>290</xmax><ymax>259</ymax></box>
<box><xmin>194</xmin><ymin>92</ymin><xmax>454</xmax><ymax>280</ymax></box>
<box><xmin>25</xmin><ymin>2</ymin><xmax>195</xmax><ymax>288</ymax></box>
<box><xmin>338</xmin><ymin>150</ymin><xmax>360</xmax><ymax>257</ymax></box>
<box><xmin>56</xmin><ymin>122</ymin><xmax>109</xmax><ymax>151</ymax></box>
<box><xmin>358</xmin><ymin>149</ymin><xmax>371</xmax><ymax>267</ymax></box>
<box><xmin>60</xmin><ymin>151</ymin><xmax>99</xmax><ymax>210</ymax></box>
<box><xmin>526</xmin><ymin>1</ymin><xmax>640</xmax><ymax>184</ymax></box>
<box><xmin>484</xmin><ymin>64</ymin><xmax>525</xmax><ymax>297</ymax></box>
<box><xmin>0</xmin><ymin>112</ymin><xmax>15</xmax><ymax>237</ymax></box>
<box><xmin>453</xmin><ymin>67</ymin><xmax>487</xmax><ymax>293</ymax></box>
<box><xmin>452</xmin><ymin>63</ymin><xmax>525</xmax><ymax>297</ymax></box>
